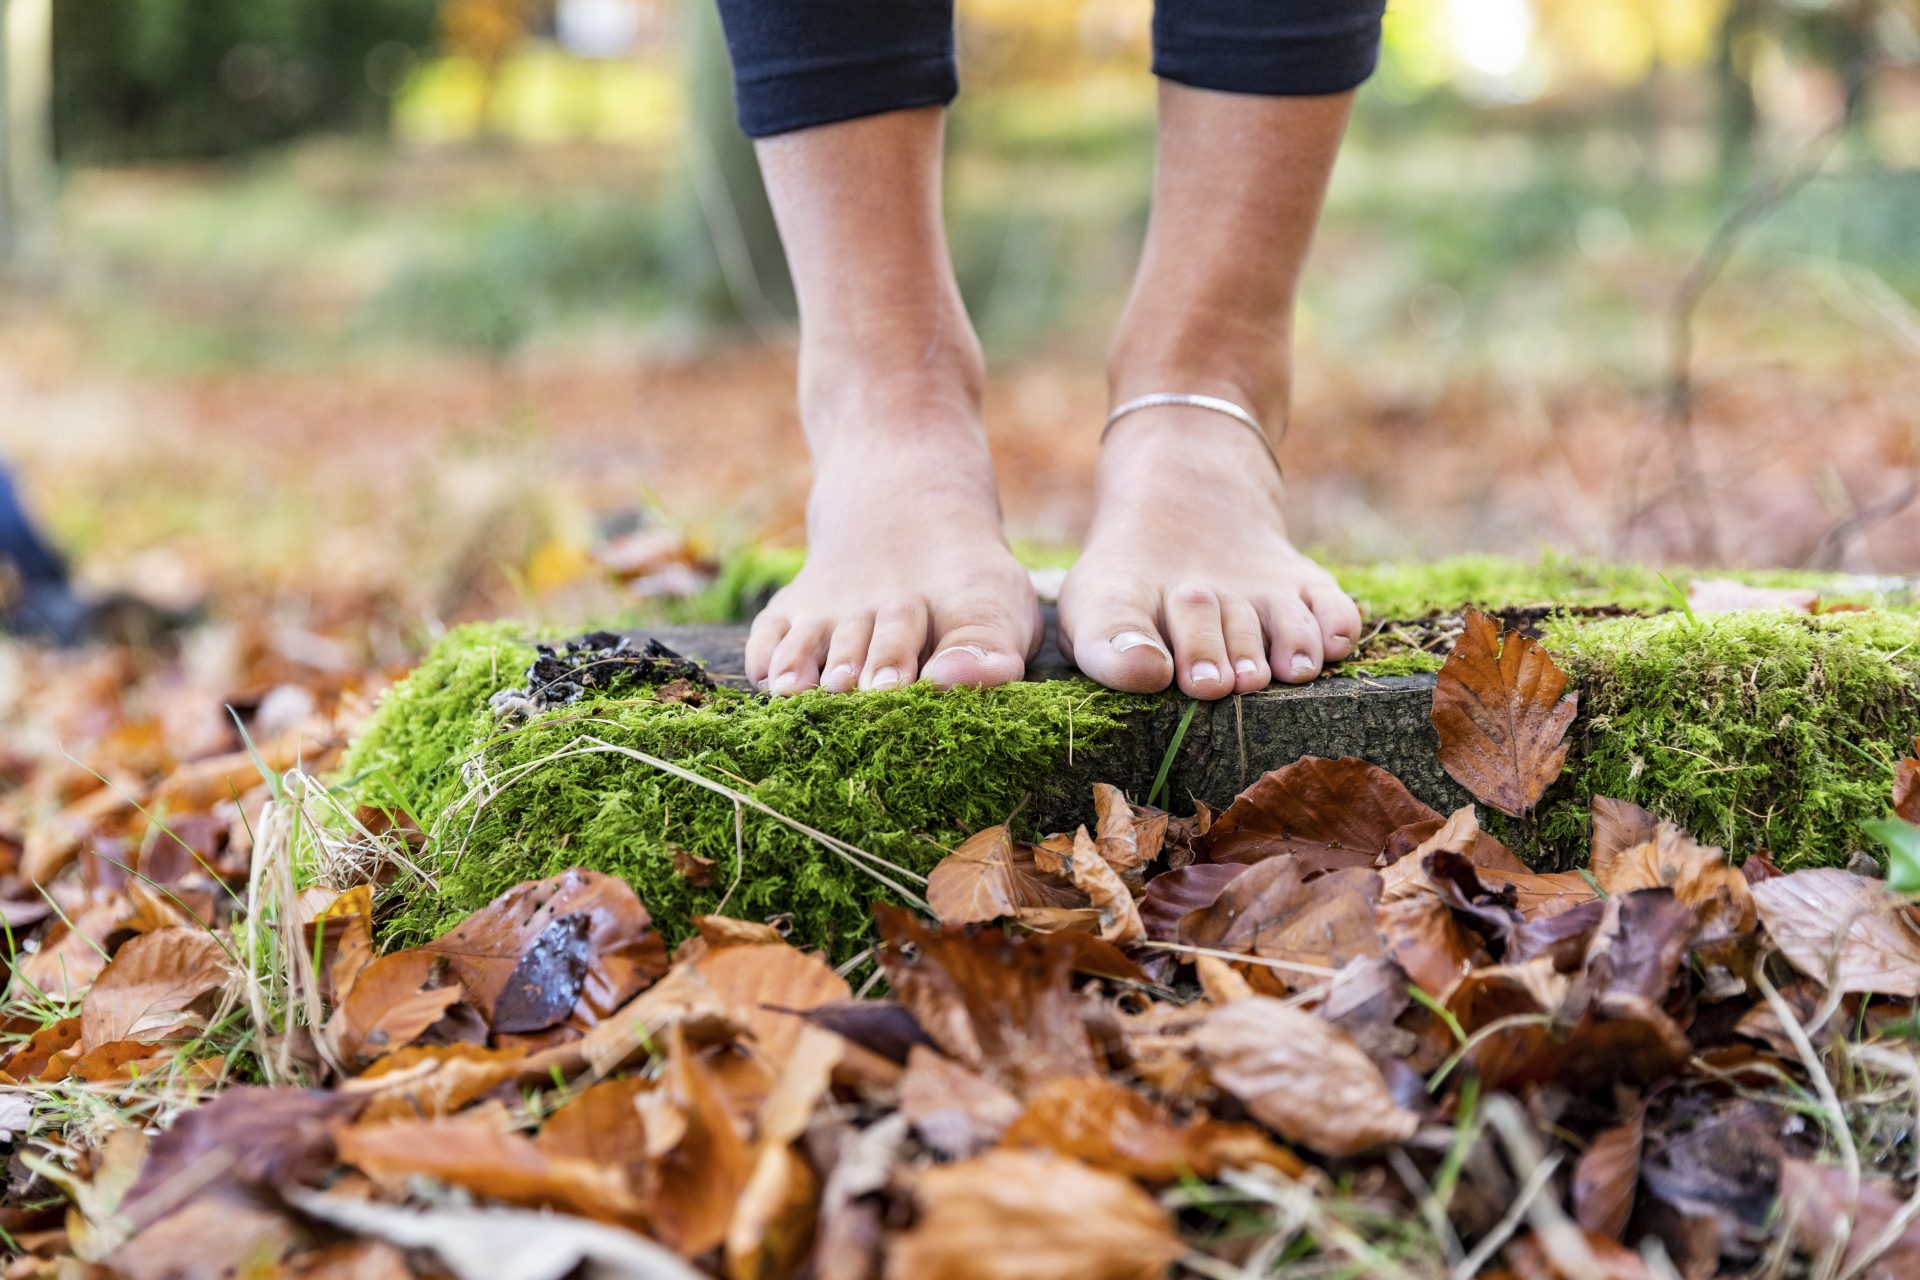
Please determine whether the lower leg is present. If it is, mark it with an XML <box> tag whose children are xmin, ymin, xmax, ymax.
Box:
<box><xmin>744</xmin><ymin>108</ymin><xmax>1039</xmax><ymax>693</ymax></box>
<box><xmin>1059</xmin><ymin>82</ymin><xmax>1363</xmax><ymax>697</ymax></box>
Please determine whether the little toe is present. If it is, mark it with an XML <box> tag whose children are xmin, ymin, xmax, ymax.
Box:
<box><xmin>1222</xmin><ymin>597</ymin><xmax>1272</xmax><ymax>693</ymax></box>
<box><xmin>1264</xmin><ymin>595</ymin><xmax>1326</xmax><ymax>684</ymax></box>
<box><xmin>821</xmin><ymin>615</ymin><xmax>874</xmax><ymax>693</ymax></box>
<box><xmin>745</xmin><ymin>613</ymin><xmax>790</xmax><ymax>689</ymax></box>
<box><xmin>767</xmin><ymin>619</ymin><xmax>832</xmax><ymax>695</ymax></box>
<box><xmin>922</xmin><ymin>622</ymin><xmax>1028</xmax><ymax>688</ymax></box>
<box><xmin>1062</xmin><ymin>600</ymin><xmax>1174</xmax><ymax>693</ymax></box>
<box><xmin>861</xmin><ymin>600</ymin><xmax>930</xmax><ymax>690</ymax></box>
<box><xmin>1306</xmin><ymin>584</ymin><xmax>1364</xmax><ymax>663</ymax></box>
<box><xmin>1163</xmin><ymin>582</ymin><xmax>1234</xmax><ymax>700</ymax></box>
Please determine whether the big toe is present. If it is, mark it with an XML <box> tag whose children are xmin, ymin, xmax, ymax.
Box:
<box><xmin>921</xmin><ymin>622</ymin><xmax>1031</xmax><ymax>689</ymax></box>
<box><xmin>1061</xmin><ymin>602</ymin><xmax>1175</xmax><ymax>693</ymax></box>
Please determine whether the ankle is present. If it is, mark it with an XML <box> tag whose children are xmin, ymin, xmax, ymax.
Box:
<box><xmin>798</xmin><ymin>310</ymin><xmax>985</xmax><ymax>446</ymax></box>
<box><xmin>1106</xmin><ymin>315</ymin><xmax>1292</xmax><ymax>434</ymax></box>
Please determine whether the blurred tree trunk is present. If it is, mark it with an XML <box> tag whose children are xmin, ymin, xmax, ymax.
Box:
<box><xmin>679</xmin><ymin>0</ymin><xmax>792</xmax><ymax>329</ymax></box>
<box><xmin>0</xmin><ymin>0</ymin><xmax>54</xmax><ymax>262</ymax></box>
<box><xmin>1713</xmin><ymin>0</ymin><xmax>1763</xmax><ymax>176</ymax></box>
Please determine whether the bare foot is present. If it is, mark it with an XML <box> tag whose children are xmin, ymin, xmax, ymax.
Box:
<box><xmin>744</xmin><ymin>377</ymin><xmax>1040</xmax><ymax>694</ymax></box>
<box><xmin>1057</xmin><ymin>404</ymin><xmax>1361</xmax><ymax>699</ymax></box>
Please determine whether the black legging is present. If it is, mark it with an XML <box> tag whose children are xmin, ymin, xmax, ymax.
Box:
<box><xmin>714</xmin><ymin>1</ymin><xmax>1388</xmax><ymax>139</ymax></box>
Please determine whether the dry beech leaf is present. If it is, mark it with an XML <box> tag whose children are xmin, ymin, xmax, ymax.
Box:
<box><xmin>1751</xmin><ymin>868</ymin><xmax>1920</xmax><ymax>996</ymax></box>
<box><xmin>1031</xmin><ymin>826</ymin><xmax>1144</xmax><ymax>945</ymax></box>
<box><xmin>1178</xmin><ymin>861</ymin><xmax>1384</xmax><ymax>990</ymax></box>
<box><xmin>304</xmin><ymin>886</ymin><xmax>375</xmax><ymax>1004</ymax></box>
<box><xmin>1686</xmin><ymin>578</ymin><xmax>1818</xmax><ymax>614</ymax></box>
<box><xmin>1574</xmin><ymin>1105</ymin><xmax>1645</xmax><ymax>1239</ymax></box>
<box><xmin>336</xmin><ymin>1114</ymin><xmax>644</xmax><ymax>1225</ymax></box>
<box><xmin>1779</xmin><ymin>1158</ymin><xmax>1920</xmax><ymax>1279</ymax></box>
<box><xmin>1194</xmin><ymin>954</ymin><xmax>1255</xmax><ymax>1005</ymax></box>
<box><xmin>998</xmin><ymin>1075</ymin><xmax>1304</xmax><ymax>1180</ymax></box>
<box><xmin>875</xmin><ymin>906</ymin><xmax>1098</xmax><ymax>1096</ymax></box>
<box><xmin>1430</xmin><ymin>609</ymin><xmax>1577</xmax><ymax>818</ymax></box>
<box><xmin>1895</xmin><ymin>738</ymin><xmax>1920</xmax><ymax>825</ymax></box>
<box><xmin>3</xmin><ymin>1014</ymin><xmax>82</xmax><ymax>1080</ymax></box>
<box><xmin>1139</xmin><ymin>863</ymin><xmax>1244</xmax><ymax>940</ymax></box>
<box><xmin>884</xmin><ymin>1150</ymin><xmax>1183</xmax><ymax>1280</ymax></box>
<box><xmin>647</xmin><ymin>1026</ymin><xmax>755</xmax><ymax>1258</ymax></box>
<box><xmin>925</xmin><ymin>825</ymin><xmax>1081</xmax><ymax>927</ymax></box>
<box><xmin>80</xmin><ymin>926</ymin><xmax>232</xmax><ymax>1052</ymax></box>
<box><xmin>1375</xmin><ymin>891</ymin><xmax>1483</xmax><ymax>1000</ymax></box>
<box><xmin>535</xmin><ymin>1076</ymin><xmax>650</xmax><ymax>1169</ymax></box>
<box><xmin>1091</xmin><ymin>783</ymin><xmax>1165</xmax><ymax>881</ymax></box>
<box><xmin>348</xmin><ymin>1043</ymin><xmax>552</xmax><ymax>1122</ymax></box>
<box><xmin>325</xmin><ymin>950</ymin><xmax>465</xmax><ymax>1068</ymax></box>
<box><xmin>1590</xmin><ymin>796</ymin><xmax>1658</xmax><ymax>868</ymax></box>
<box><xmin>898</xmin><ymin>1046</ymin><xmax>1023</xmax><ymax>1160</ymax></box>
<box><xmin>579</xmin><ymin>961</ymin><xmax>742</xmax><ymax>1080</ymax></box>
<box><xmin>422</xmin><ymin>868</ymin><xmax>670</xmax><ymax>1034</ymax></box>
<box><xmin>695</xmin><ymin>916</ymin><xmax>790</xmax><ymax>949</ymax></box>
<box><xmin>699</xmin><ymin>942</ymin><xmax>851</xmax><ymax>1070</ymax></box>
<box><xmin>1592</xmin><ymin>823</ymin><xmax>1756</xmax><ymax>947</ymax></box>
<box><xmin>1200</xmin><ymin>756</ymin><xmax>1440</xmax><ymax>869</ymax></box>
<box><xmin>1195</xmin><ymin>996</ymin><xmax>1420</xmax><ymax>1157</ymax></box>
<box><xmin>725</xmin><ymin>1144</ymin><xmax>817</xmax><ymax>1280</ymax></box>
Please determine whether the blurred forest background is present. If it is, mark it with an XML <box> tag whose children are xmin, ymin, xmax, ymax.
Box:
<box><xmin>0</xmin><ymin>0</ymin><xmax>1917</xmax><ymax>645</ymax></box>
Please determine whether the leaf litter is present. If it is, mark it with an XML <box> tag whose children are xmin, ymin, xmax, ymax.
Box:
<box><xmin>3</xmin><ymin>609</ymin><xmax>1920</xmax><ymax>1279</ymax></box>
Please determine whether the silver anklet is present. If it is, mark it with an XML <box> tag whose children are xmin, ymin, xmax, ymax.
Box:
<box><xmin>1103</xmin><ymin>393</ymin><xmax>1283</xmax><ymax>476</ymax></box>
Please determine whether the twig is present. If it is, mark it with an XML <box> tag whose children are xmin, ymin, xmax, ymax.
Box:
<box><xmin>1756</xmin><ymin>965</ymin><xmax>1862</xmax><ymax>1204</ymax></box>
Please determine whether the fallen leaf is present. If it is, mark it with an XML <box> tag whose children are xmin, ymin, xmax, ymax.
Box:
<box><xmin>700</xmin><ymin>941</ymin><xmax>851</xmax><ymax>1069</ymax></box>
<box><xmin>925</xmin><ymin>826</ymin><xmax>1081</xmax><ymax>927</ymax></box>
<box><xmin>647</xmin><ymin>1026</ymin><xmax>754</xmax><ymax>1257</ymax></box>
<box><xmin>999</xmin><ymin>1075</ymin><xmax>1304</xmax><ymax>1180</ymax></box>
<box><xmin>884</xmin><ymin>1150</ymin><xmax>1183</xmax><ymax>1280</ymax></box>
<box><xmin>80</xmin><ymin>927</ymin><xmax>232</xmax><ymax>1052</ymax></box>
<box><xmin>1779</xmin><ymin>1158</ymin><xmax>1920</xmax><ymax>1279</ymax></box>
<box><xmin>579</xmin><ymin>961</ymin><xmax>743</xmax><ymax>1079</ymax></box>
<box><xmin>696</xmin><ymin>916</ymin><xmax>791</xmax><ymax>949</ymax></box>
<box><xmin>673</xmin><ymin>846</ymin><xmax>718</xmax><ymax>887</ymax></box>
<box><xmin>1751</xmin><ymin>868</ymin><xmax>1920</xmax><ymax>995</ymax></box>
<box><xmin>897</xmin><ymin>1046</ymin><xmax>1022</xmax><ymax>1159</ymax></box>
<box><xmin>1574</xmin><ymin>1105</ymin><xmax>1645</xmax><ymax>1238</ymax></box>
<box><xmin>1430</xmin><ymin>609</ymin><xmax>1577</xmax><ymax>817</ymax></box>
<box><xmin>725</xmin><ymin>1143</ymin><xmax>817</xmax><ymax>1280</ymax></box>
<box><xmin>1896</xmin><ymin>738</ymin><xmax>1920</xmax><ymax>824</ymax></box>
<box><xmin>1376</xmin><ymin>891</ymin><xmax>1483</xmax><ymax>999</ymax></box>
<box><xmin>1138</xmin><ymin>863</ymin><xmax>1244</xmax><ymax>940</ymax></box>
<box><xmin>325</xmin><ymin>950</ymin><xmax>466</xmax><ymax>1068</ymax></box>
<box><xmin>1091</xmin><ymin>784</ymin><xmax>1165</xmax><ymax>881</ymax></box>
<box><xmin>1686</xmin><ymin>578</ymin><xmax>1817</xmax><ymax>614</ymax></box>
<box><xmin>348</xmin><ymin>1042</ymin><xmax>547</xmax><ymax>1121</ymax></box>
<box><xmin>336</xmin><ymin>1113</ymin><xmax>645</xmax><ymax>1224</ymax></box>
<box><xmin>3</xmin><ymin>1015</ymin><xmax>81</xmax><ymax>1079</ymax></box>
<box><xmin>1194</xmin><ymin>996</ymin><xmax>1420</xmax><ymax>1157</ymax></box>
<box><xmin>874</xmin><ymin>907</ymin><xmax>1098</xmax><ymax>1096</ymax></box>
<box><xmin>422</xmin><ymin>869</ymin><xmax>669</xmax><ymax>1034</ymax></box>
<box><xmin>1591</xmin><ymin>823</ymin><xmax>1755</xmax><ymax>945</ymax></box>
<box><xmin>536</xmin><ymin>1076</ymin><xmax>649</xmax><ymax>1169</ymax></box>
<box><xmin>1178</xmin><ymin>861</ymin><xmax>1383</xmax><ymax>990</ymax></box>
<box><xmin>1590</xmin><ymin>796</ymin><xmax>1658</xmax><ymax>868</ymax></box>
<box><xmin>287</xmin><ymin>1192</ymin><xmax>704</xmax><ymax>1280</ymax></box>
<box><xmin>1199</xmin><ymin>757</ymin><xmax>1440</xmax><ymax>868</ymax></box>
<box><xmin>1031</xmin><ymin>827</ymin><xmax>1143</xmax><ymax>945</ymax></box>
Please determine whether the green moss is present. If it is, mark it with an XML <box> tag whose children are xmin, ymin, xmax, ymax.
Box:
<box><xmin>340</xmin><ymin>623</ymin><xmax>1141</xmax><ymax>954</ymax></box>
<box><xmin>1538</xmin><ymin>610</ymin><xmax>1920</xmax><ymax>869</ymax></box>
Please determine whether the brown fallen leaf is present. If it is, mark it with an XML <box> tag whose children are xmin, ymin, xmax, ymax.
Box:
<box><xmin>1091</xmin><ymin>784</ymin><xmax>1165</xmax><ymax>883</ymax></box>
<box><xmin>1178</xmin><ymin>861</ymin><xmax>1383</xmax><ymax>991</ymax></box>
<box><xmin>1895</xmin><ymin>737</ymin><xmax>1920</xmax><ymax>825</ymax></box>
<box><xmin>1430</xmin><ymin>609</ymin><xmax>1577</xmax><ymax>818</ymax></box>
<box><xmin>1574</xmin><ymin>1105</ymin><xmax>1646</xmax><ymax>1238</ymax></box>
<box><xmin>1199</xmin><ymin>756</ymin><xmax>1440</xmax><ymax>869</ymax></box>
<box><xmin>302</xmin><ymin>885</ymin><xmax>374</xmax><ymax>1004</ymax></box>
<box><xmin>673</xmin><ymin>846</ymin><xmax>718</xmax><ymax>887</ymax></box>
<box><xmin>884</xmin><ymin>1150</ymin><xmax>1183</xmax><ymax>1280</ymax></box>
<box><xmin>647</xmin><ymin>1025</ymin><xmax>755</xmax><ymax>1258</ymax></box>
<box><xmin>1592</xmin><ymin>824</ymin><xmax>1754</xmax><ymax>934</ymax></box>
<box><xmin>1779</xmin><ymin>1157</ymin><xmax>1920</xmax><ymax>1279</ymax></box>
<box><xmin>535</xmin><ymin>1076</ymin><xmax>650</xmax><ymax>1169</ymax></box>
<box><xmin>1032</xmin><ymin>827</ymin><xmax>1143</xmax><ymax>945</ymax></box>
<box><xmin>579</xmin><ymin>961</ymin><xmax>743</xmax><ymax>1080</ymax></box>
<box><xmin>874</xmin><ymin>907</ymin><xmax>1098</xmax><ymax>1096</ymax></box>
<box><xmin>925</xmin><ymin>826</ymin><xmax>1081</xmax><ymax>927</ymax></box>
<box><xmin>696</xmin><ymin>916</ymin><xmax>791</xmax><ymax>949</ymax></box>
<box><xmin>80</xmin><ymin>926</ymin><xmax>233</xmax><ymax>1052</ymax></box>
<box><xmin>999</xmin><ymin>1075</ymin><xmax>1304</xmax><ymax>1180</ymax></box>
<box><xmin>1195</xmin><ymin>996</ymin><xmax>1420</xmax><ymax>1157</ymax></box>
<box><xmin>346</xmin><ymin>1042</ymin><xmax>549</xmax><ymax>1122</ymax></box>
<box><xmin>700</xmin><ymin>941</ymin><xmax>851</xmax><ymax>1070</ymax></box>
<box><xmin>422</xmin><ymin>868</ymin><xmax>669</xmax><ymax>1034</ymax></box>
<box><xmin>3</xmin><ymin>1015</ymin><xmax>81</xmax><ymax>1079</ymax></box>
<box><xmin>1376</xmin><ymin>890</ymin><xmax>1483</xmax><ymax>999</ymax></box>
<box><xmin>1590</xmin><ymin>796</ymin><xmax>1659</xmax><ymax>868</ymax></box>
<box><xmin>898</xmin><ymin>1046</ymin><xmax>1023</xmax><ymax>1159</ymax></box>
<box><xmin>1138</xmin><ymin>863</ymin><xmax>1244</xmax><ymax>940</ymax></box>
<box><xmin>325</xmin><ymin>950</ymin><xmax>466</xmax><ymax>1068</ymax></box>
<box><xmin>336</xmin><ymin>1113</ymin><xmax>645</xmax><ymax>1225</ymax></box>
<box><xmin>1751</xmin><ymin>868</ymin><xmax>1920</xmax><ymax>996</ymax></box>
<box><xmin>1686</xmin><ymin>578</ymin><xmax>1818</xmax><ymax>614</ymax></box>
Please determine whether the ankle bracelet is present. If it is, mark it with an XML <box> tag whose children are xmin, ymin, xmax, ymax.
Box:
<box><xmin>1103</xmin><ymin>393</ymin><xmax>1283</xmax><ymax>477</ymax></box>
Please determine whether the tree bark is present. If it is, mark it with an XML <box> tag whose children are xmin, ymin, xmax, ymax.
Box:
<box><xmin>0</xmin><ymin>0</ymin><xmax>53</xmax><ymax>263</ymax></box>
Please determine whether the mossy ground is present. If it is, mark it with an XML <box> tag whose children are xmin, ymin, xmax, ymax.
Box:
<box><xmin>341</xmin><ymin>556</ymin><xmax>1919</xmax><ymax>954</ymax></box>
<box><xmin>341</xmin><ymin>623</ymin><xmax>1141</xmax><ymax>953</ymax></box>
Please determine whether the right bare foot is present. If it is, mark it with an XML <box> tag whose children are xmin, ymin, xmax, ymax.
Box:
<box><xmin>744</xmin><ymin>370</ymin><xmax>1040</xmax><ymax>695</ymax></box>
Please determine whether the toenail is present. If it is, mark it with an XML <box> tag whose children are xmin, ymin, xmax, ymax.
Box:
<box><xmin>1234</xmin><ymin>658</ymin><xmax>1258</xmax><ymax>676</ymax></box>
<box><xmin>869</xmin><ymin>667</ymin><xmax>902</xmax><ymax>690</ymax></box>
<box><xmin>931</xmin><ymin>644</ymin><xmax>991</xmax><ymax>664</ymax></box>
<box><xmin>771</xmin><ymin>672</ymin><xmax>798</xmax><ymax>694</ymax></box>
<box><xmin>1113</xmin><ymin>630</ymin><xmax>1169</xmax><ymax>657</ymax></box>
<box><xmin>1290</xmin><ymin>656</ymin><xmax>1317</xmax><ymax>678</ymax></box>
<box><xmin>1191</xmin><ymin>661</ymin><xmax>1220</xmax><ymax>684</ymax></box>
<box><xmin>829</xmin><ymin>663</ymin><xmax>856</xmax><ymax>681</ymax></box>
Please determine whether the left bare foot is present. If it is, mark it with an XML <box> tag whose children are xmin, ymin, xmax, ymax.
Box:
<box><xmin>1057</xmin><ymin>401</ymin><xmax>1360</xmax><ymax>699</ymax></box>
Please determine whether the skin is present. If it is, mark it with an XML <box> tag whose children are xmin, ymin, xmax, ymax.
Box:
<box><xmin>743</xmin><ymin>82</ymin><xmax>1362</xmax><ymax>699</ymax></box>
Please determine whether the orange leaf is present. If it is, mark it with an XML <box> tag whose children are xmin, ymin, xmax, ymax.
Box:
<box><xmin>1199</xmin><ymin>756</ymin><xmax>1441</xmax><ymax>869</ymax></box>
<box><xmin>1430</xmin><ymin>609</ymin><xmax>1577</xmax><ymax>818</ymax></box>
<box><xmin>324</xmin><ymin>950</ymin><xmax>465</xmax><ymax>1068</ymax></box>
<box><xmin>1895</xmin><ymin>738</ymin><xmax>1919</xmax><ymax>825</ymax></box>
<box><xmin>80</xmin><ymin>927</ymin><xmax>232</xmax><ymax>1052</ymax></box>
<box><xmin>925</xmin><ymin>825</ymin><xmax>1081</xmax><ymax>927</ymax></box>
<box><xmin>999</xmin><ymin>1075</ymin><xmax>1304</xmax><ymax>1181</ymax></box>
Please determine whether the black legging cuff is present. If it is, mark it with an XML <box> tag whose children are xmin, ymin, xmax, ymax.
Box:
<box><xmin>718</xmin><ymin>1</ymin><xmax>958</xmax><ymax>138</ymax></box>
<box><xmin>1152</xmin><ymin>11</ymin><xmax>1384</xmax><ymax>97</ymax></box>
